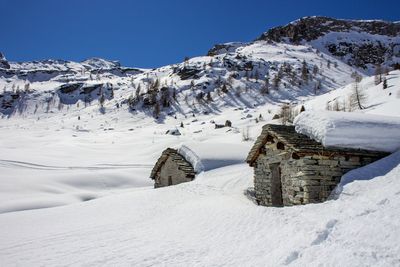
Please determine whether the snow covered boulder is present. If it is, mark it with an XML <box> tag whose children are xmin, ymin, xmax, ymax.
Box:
<box><xmin>294</xmin><ymin>111</ymin><xmax>400</xmax><ymax>153</ymax></box>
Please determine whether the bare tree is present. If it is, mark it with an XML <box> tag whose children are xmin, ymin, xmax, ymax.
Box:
<box><xmin>273</xmin><ymin>74</ymin><xmax>280</xmax><ymax>89</ymax></box>
<box><xmin>301</xmin><ymin>60</ymin><xmax>308</xmax><ymax>84</ymax></box>
<box><xmin>241</xmin><ymin>126</ymin><xmax>250</xmax><ymax>141</ymax></box>
<box><xmin>24</xmin><ymin>83</ymin><xmax>30</xmax><ymax>92</ymax></box>
<box><xmin>261</xmin><ymin>76</ymin><xmax>270</xmax><ymax>95</ymax></box>
<box><xmin>280</xmin><ymin>103</ymin><xmax>295</xmax><ymax>125</ymax></box>
<box><xmin>374</xmin><ymin>64</ymin><xmax>383</xmax><ymax>85</ymax></box>
<box><xmin>350</xmin><ymin>75</ymin><xmax>366</xmax><ymax>110</ymax></box>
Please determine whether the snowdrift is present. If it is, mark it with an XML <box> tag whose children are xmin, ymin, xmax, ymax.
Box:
<box><xmin>294</xmin><ymin>111</ymin><xmax>400</xmax><ymax>152</ymax></box>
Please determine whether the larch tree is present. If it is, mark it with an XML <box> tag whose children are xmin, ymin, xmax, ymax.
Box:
<box><xmin>301</xmin><ymin>60</ymin><xmax>308</xmax><ymax>84</ymax></box>
<box><xmin>350</xmin><ymin>74</ymin><xmax>366</xmax><ymax>110</ymax></box>
<box><xmin>374</xmin><ymin>64</ymin><xmax>383</xmax><ymax>85</ymax></box>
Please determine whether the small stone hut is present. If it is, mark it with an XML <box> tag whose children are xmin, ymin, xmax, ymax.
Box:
<box><xmin>246</xmin><ymin>124</ymin><xmax>389</xmax><ymax>207</ymax></box>
<box><xmin>150</xmin><ymin>148</ymin><xmax>196</xmax><ymax>188</ymax></box>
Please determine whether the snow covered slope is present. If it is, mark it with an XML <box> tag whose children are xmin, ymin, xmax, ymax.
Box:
<box><xmin>0</xmin><ymin>150</ymin><xmax>399</xmax><ymax>266</ymax></box>
<box><xmin>304</xmin><ymin>70</ymin><xmax>400</xmax><ymax>117</ymax></box>
<box><xmin>0</xmin><ymin>40</ymin><xmax>355</xmax><ymax>118</ymax></box>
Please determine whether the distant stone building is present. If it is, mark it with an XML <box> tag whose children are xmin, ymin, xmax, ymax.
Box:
<box><xmin>246</xmin><ymin>124</ymin><xmax>388</xmax><ymax>207</ymax></box>
<box><xmin>150</xmin><ymin>148</ymin><xmax>195</xmax><ymax>188</ymax></box>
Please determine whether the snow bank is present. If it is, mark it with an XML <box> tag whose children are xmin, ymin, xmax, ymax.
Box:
<box><xmin>177</xmin><ymin>142</ymin><xmax>249</xmax><ymax>173</ymax></box>
<box><xmin>294</xmin><ymin>111</ymin><xmax>400</xmax><ymax>152</ymax></box>
<box><xmin>331</xmin><ymin>150</ymin><xmax>400</xmax><ymax>198</ymax></box>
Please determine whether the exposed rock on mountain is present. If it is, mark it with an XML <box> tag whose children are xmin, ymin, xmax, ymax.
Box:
<box><xmin>257</xmin><ymin>16</ymin><xmax>400</xmax><ymax>71</ymax></box>
<box><xmin>0</xmin><ymin>52</ymin><xmax>10</xmax><ymax>69</ymax></box>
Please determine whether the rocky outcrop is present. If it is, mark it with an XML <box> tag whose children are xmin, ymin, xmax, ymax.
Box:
<box><xmin>0</xmin><ymin>52</ymin><xmax>10</xmax><ymax>69</ymax></box>
<box><xmin>207</xmin><ymin>43</ymin><xmax>243</xmax><ymax>56</ymax></box>
<box><xmin>173</xmin><ymin>66</ymin><xmax>202</xmax><ymax>80</ymax></box>
<box><xmin>256</xmin><ymin>16</ymin><xmax>400</xmax><ymax>71</ymax></box>
<box><xmin>56</xmin><ymin>83</ymin><xmax>113</xmax><ymax>105</ymax></box>
<box><xmin>257</xmin><ymin>16</ymin><xmax>400</xmax><ymax>43</ymax></box>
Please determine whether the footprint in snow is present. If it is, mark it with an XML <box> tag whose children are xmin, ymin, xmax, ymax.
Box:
<box><xmin>377</xmin><ymin>198</ymin><xmax>389</xmax><ymax>205</ymax></box>
<box><xmin>284</xmin><ymin>250</ymin><xmax>300</xmax><ymax>265</ymax></box>
<box><xmin>356</xmin><ymin>209</ymin><xmax>377</xmax><ymax>217</ymax></box>
<box><xmin>311</xmin><ymin>219</ymin><xmax>338</xmax><ymax>246</ymax></box>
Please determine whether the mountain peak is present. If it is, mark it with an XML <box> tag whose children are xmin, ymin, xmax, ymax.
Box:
<box><xmin>0</xmin><ymin>52</ymin><xmax>10</xmax><ymax>69</ymax></box>
<box><xmin>81</xmin><ymin>58</ymin><xmax>121</xmax><ymax>69</ymax></box>
<box><xmin>257</xmin><ymin>16</ymin><xmax>400</xmax><ymax>43</ymax></box>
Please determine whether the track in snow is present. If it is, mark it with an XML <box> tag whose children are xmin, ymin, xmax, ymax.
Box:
<box><xmin>0</xmin><ymin>159</ymin><xmax>153</xmax><ymax>171</ymax></box>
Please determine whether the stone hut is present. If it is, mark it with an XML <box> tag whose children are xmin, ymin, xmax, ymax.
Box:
<box><xmin>150</xmin><ymin>148</ymin><xmax>196</xmax><ymax>188</ymax></box>
<box><xmin>246</xmin><ymin>124</ymin><xmax>389</xmax><ymax>207</ymax></box>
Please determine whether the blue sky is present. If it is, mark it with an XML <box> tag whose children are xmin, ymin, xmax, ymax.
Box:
<box><xmin>1</xmin><ymin>0</ymin><xmax>399</xmax><ymax>68</ymax></box>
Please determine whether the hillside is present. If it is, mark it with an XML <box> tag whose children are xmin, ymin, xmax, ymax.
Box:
<box><xmin>304</xmin><ymin>70</ymin><xmax>400</xmax><ymax>116</ymax></box>
<box><xmin>0</xmin><ymin>42</ymin><xmax>354</xmax><ymax>118</ymax></box>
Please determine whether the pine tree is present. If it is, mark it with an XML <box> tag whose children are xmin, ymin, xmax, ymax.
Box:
<box><xmin>273</xmin><ymin>74</ymin><xmax>280</xmax><ymax>89</ymax></box>
<box><xmin>153</xmin><ymin>102</ymin><xmax>160</xmax><ymax>118</ymax></box>
<box><xmin>206</xmin><ymin>91</ymin><xmax>212</xmax><ymax>102</ymax></box>
<box><xmin>255</xmin><ymin>69</ymin><xmax>259</xmax><ymax>82</ymax></box>
<box><xmin>221</xmin><ymin>83</ymin><xmax>228</xmax><ymax>93</ymax></box>
<box><xmin>99</xmin><ymin>93</ymin><xmax>106</xmax><ymax>114</ymax></box>
<box><xmin>383</xmin><ymin>77</ymin><xmax>388</xmax><ymax>89</ymax></box>
<box><xmin>172</xmin><ymin>88</ymin><xmax>177</xmax><ymax>100</ymax></box>
<box><xmin>110</xmin><ymin>84</ymin><xmax>114</xmax><ymax>98</ymax></box>
<box><xmin>374</xmin><ymin>64</ymin><xmax>382</xmax><ymax>85</ymax></box>
<box><xmin>301</xmin><ymin>60</ymin><xmax>308</xmax><ymax>83</ymax></box>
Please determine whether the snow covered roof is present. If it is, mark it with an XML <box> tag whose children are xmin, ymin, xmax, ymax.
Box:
<box><xmin>246</xmin><ymin>124</ymin><xmax>389</xmax><ymax>166</ymax></box>
<box><xmin>150</xmin><ymin>148</ymin><xmax>195</xmax><ymax>180</ymax></box>
<box><xmin>177</xmin><ymin>142</ymin><xmax>249</xmax><ymax>173</ymax></box>
<box><xmin>294</xmin><ymin>111</ymin><xmax>400</xmax><ymax>153</ymax></box>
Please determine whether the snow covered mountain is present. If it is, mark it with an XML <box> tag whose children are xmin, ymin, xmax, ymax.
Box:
<box><xmin>257</xmin><ymin>16</ymin><xmax>400</xmax><ymax>73</ymax></box>
<box><xmin>1</xmin><ymin>16</ymin><xmax>399</xmax><ymax>119</ymax></box>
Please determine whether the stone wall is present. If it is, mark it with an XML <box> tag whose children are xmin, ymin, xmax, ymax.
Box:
<box><xmin>253</xmin><ymin>141</ymin><xmax>384</xmax><ymax>206</ymax></box>
<box><xmin>254</xmin><ymin>143</ymin><xmax>299</xmax><ymax>206</ymax></box>
<box><xmin>155</xmin><ymin>157</ymin><xmax>193</xmax><ymax>188</ymax></box>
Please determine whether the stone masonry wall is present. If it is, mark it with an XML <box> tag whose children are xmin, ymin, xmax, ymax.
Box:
<box><xmin>254</xmin><ymin>143</ymin><xmax>298</xmax><ymax>206</ymax></box>
<box><xmin>294</xmin><ymin>154</ymin><xmax>378</xmax><ymax>204</ymax></box>
<box><xmin>155</xmin><ymin>157</ymin><xmax>193</xmax><ymax>188</ymax></box>
<box><xmin>254</xmin><ymin>142</ymin><xmax>384</xmax><ymax>206</ymax></box>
